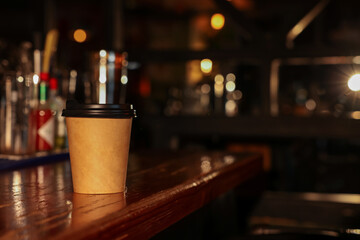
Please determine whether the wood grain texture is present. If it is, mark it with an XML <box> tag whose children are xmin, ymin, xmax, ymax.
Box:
<box><xmin>0</xmin><ymin>151</ymin><xmax>263</xmax><ymax>240</ymax></box>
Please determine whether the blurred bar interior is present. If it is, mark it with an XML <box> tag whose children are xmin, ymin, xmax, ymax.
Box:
<box><xmin>2</xmin><ymin>0</ymin><xmax>360</xmax><ymax>238</ymax></box>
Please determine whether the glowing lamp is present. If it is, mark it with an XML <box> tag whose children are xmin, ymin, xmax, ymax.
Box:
<box><xmin>348</xmin><ymin>74</ymin><xmax>360</xmax><ymax>91</ymax></box>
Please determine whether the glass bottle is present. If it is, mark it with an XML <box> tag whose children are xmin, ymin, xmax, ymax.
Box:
<box><xmin>34</xmin><ymin>76</ymin><xmax>55</xmax><ymax>151</ymax></box>
<box><xmin>49</xmin><ymin>77</ymin><xmax>66</xmax><ymax>150</ymax></box>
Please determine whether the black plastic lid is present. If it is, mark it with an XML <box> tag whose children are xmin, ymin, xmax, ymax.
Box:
<box><xmin>62</xmin><ymin>100</ymin><xmax>136</xmax><ymax>118</ymax></box>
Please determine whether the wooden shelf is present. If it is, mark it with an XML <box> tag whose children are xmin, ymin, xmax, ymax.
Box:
<box><xmin>137</xmin><ymin>115</ymin><xmax>360</xmax><ymax>147</ymax></box>
<box><xmin>126</xmin><ymin>47</ymin><xmax>360</xmax><ymax>63</ymax></box>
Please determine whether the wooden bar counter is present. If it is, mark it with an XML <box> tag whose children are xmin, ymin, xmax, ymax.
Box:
<box><xmin>0</xmin><ymin>151</ymin><xmax>263</xmax><ymax>239</ymax></box>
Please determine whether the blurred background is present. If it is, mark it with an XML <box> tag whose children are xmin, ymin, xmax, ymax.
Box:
<box><xmin>1</xmin><ymin>0</ymin><xmax>360</xmax><ymax>194</ymax></box>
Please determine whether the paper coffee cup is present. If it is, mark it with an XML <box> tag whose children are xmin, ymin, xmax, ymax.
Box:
<box><xmin>62</xmin><ymin>100</ymin><xmax>136</xmax><ymax>194</ymax></box>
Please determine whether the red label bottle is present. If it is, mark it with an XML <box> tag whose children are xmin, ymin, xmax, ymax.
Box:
<box><xmin>35</xmin><ymin>79</ymin><xmax>55</xmax><ymax>151</ymax></box>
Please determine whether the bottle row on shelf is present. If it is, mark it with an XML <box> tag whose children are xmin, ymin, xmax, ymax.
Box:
<box><xmin>0</xmin><ymin>72</ymin><xmax>66</xmax><ymax>155</ymax></box>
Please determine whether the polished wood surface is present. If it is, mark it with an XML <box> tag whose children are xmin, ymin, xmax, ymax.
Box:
<box><xmin>0</xmin><ymin>151</ymin><xmax>263</xmax><ymax>240</ymax></box>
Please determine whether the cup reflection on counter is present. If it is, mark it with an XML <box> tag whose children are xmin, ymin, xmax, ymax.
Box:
<box><xmin>71</xmin><ymin>193</ymin><xmax>126</xmax><ymax>227</ymax></box>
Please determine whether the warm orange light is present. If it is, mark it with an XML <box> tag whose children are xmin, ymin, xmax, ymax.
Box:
<box><xmin>200</xmin><ymin>59</ymin><xmax>212</xmax><ymax>74</ymax></box>
<box><xmin>73</xmin><ymin>29</ymin><xmax>87</xmax><ymax>43</ymax></box>
<box><xmin>211</xmin><ymin>13</ymin><xmax>225</xmax><ymax>30</ymax></box>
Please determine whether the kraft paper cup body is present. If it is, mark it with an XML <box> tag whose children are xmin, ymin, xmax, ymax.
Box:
<box><xmin>66</xmin><ymin>117</ymin><xmax>132</xmax><ymax>194</ymax></box>
<box><xmin>62</xmin><ymin>100</ymin><xmax>136</xmax><ymax>194</ymax></box>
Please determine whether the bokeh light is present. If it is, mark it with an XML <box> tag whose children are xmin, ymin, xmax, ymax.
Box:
<box><xmin>200</xmin><ymin>59</ymin><xmax>212</xmax><ymax>74</ymax></box>
<box><xmin>211</xmin><ymin>13</ymin><xmax>225</xmax><ymax>30</ymax></box>
<box><xmin>99</xmin><ymin>49</ymin><xmax>107</xmax><ymax>58</ymax></box>
<box><xmin>225</xmin><ymin>100</ymin><xmax>237</xmax><ymax>116</ymax></box>
<box><xmin>33</xmin><ymin>74</ymin><xmax>39</xmax><ymax>84</ymax></box>
<box><xmin>226</xmin><ymin>73</ymin><xmax>236</xmax><ymax>82</ymax></box>
<box><xmin>121</xmin><ymin>75</ymin><xmax>128</xmax><ymax>85</ymax></box>
<box><xmin>214</xmin><ymin>74</ymin><xmax>224</xmax><ymax>97</ymax></box>
<box><xmin>305</xmin><ymin>99</ymin><xmax>316</xmax><ymax>111</ymax></box>
<box><xmin>73</xmin><ymin>29</ymin><xmax>87</xmax><ymax>43</ymax></box>
<box><xmin>201</xmin><ymin>84</ymin><xmax>211</xmax><ymax>94</ymax></box>
<box><xmin>17</xmin><ymin>76</ymin><xmax>24</xmax><ymax>83</ymax></box>
<box><xmin>348</xmin><ymin>74</ymin><xmax>360</xmax><ymax>91</ymax></box>
<box><xmin>225</xmin><ymin>81</ymin><xmax>236</xmax><ymax>92</ymax></box>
